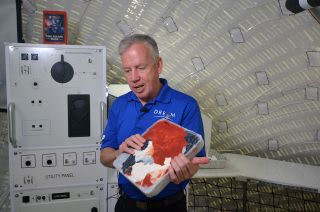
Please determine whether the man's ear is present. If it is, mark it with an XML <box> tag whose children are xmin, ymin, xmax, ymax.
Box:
<box><xmin>157</xmin><ymin>57</ymin><xmax>163</xmax><ymax>74</ymax></box>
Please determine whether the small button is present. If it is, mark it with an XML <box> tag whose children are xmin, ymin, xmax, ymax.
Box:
<box><xmin>21</xmin><ymin>53</ymin><xmax>29</xmax><ymax>60</ymax></box>
<box><xmin>31</xmin><ymin>54</ymin><xmax>38</xmax><ymax>60</ymax></box>
<box><xmin>22</xmin><ymin>196</ymin><xmax>30</xmax><ymax>203</ymax></box>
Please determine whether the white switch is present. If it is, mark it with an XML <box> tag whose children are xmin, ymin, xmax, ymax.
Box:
<box><xmin>63</xmin><ymin>152</ymin><xmax>77</xmax><ymax>166</ymax></box>
<box><xmin>257</xmin><ymin>102</ymin><xmax>269</xmax><ymax>115</ymax></box>
<box><xmin>191</xmin><ymin>57</ymin><xmax>205</xmax><ymax>72</ymax></box>
<box><xmin>307</xmin><ymin>51</ymin><xmax>320</xmax><ymax>67</ymax></box>
<box><xmin>305</xmin><ymin>87</ymin><xmax>318</xmax><ymax>100</ymax></box>
<box><xmin>268</xmin><ymin>139</ymin><xmax>279</xmax><ymax>151</ymax></box>
<box><xmin>218</xmin><ymin>121</ymin><xmax>228</xmax><ymax>133</ymax></box>
<box><xmin>229</xmin><ymin>27</ymin><xmax>244</xmax><ymax>43</ymax></box>
<box><xmin>83</xmin><ymin>151</ymin><xmax>96</xmax><ymax>165</ymax></box>
<box><xmin>216</xmin><ymin>94</ymin><xmax>228</xmax><ymax>106</ymax></box>
<box><xmin>255</xmin><ymin>71</ymin><xmax>269</xmax><ymax>85</ymax></box>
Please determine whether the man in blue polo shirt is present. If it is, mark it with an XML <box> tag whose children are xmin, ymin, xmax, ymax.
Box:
<box><xmin>100</xmin><ymin>34</ymin><xmax>208</xmax><ymax>212</ymax></box>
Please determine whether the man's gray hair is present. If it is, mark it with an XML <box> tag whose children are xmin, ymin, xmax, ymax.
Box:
<box><xmin>118</xmin><ymin>34</ymin><xmax>159</xmax><ymax>60</ymax></box>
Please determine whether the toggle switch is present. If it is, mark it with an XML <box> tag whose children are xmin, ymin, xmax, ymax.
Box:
<box><xmin>63</xmin><ymin>152</ymin><xmax>77</xmax><ymax>166</ymax></box>
<box><xmin>83</xmin><ymin>151</ymin><xmax>96</xmax><ymax>165</ymax></box>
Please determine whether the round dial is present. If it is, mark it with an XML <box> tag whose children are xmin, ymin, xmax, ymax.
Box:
<box><xmin>51</xmin><ymin>54</ymin><xmax>74</xmax><ymax>83</ymax></box>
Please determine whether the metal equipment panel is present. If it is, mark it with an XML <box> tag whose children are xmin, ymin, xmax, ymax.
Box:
<box><xmin>12</xmin><ymin>185</ymin><xmax>103</xmax><ymax>212</ymax></box>
<box><xmin>6</xmin><ymin>43</ymin><xmax>107</xmax><ymax>212</ymax></box>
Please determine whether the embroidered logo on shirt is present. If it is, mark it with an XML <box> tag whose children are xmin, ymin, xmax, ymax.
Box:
<box><xmin>153</xmin><ymin>109</ymin><xmax>175</xmax><ymax>120</ymax></box>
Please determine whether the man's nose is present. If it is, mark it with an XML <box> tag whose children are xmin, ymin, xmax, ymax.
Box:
<box><xmin>130</xmin><ymin>69</ymin><xmax>139</xmax><ymax>81</ymax></box>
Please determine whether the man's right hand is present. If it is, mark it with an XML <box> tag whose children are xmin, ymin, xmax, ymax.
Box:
<box><xmin>119</xmin><ymin>134</ymin><xmax>146</xmax><ymax>155</ymax></box>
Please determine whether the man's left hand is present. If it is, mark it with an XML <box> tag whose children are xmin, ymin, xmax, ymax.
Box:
<box><xmin>168</xmin><ymin>154</ymin><xmax>209</xmax><ymax>184</ymax></box>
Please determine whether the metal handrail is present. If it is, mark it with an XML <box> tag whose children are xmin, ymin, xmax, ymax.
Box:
<box><xmin>100</xmin><ymin>101</ymin><xmax>106</xmax><ymax>139</ymax></box>
<box><xmin>7</xmin><ymin>103</ymin><xmax>16</xmax><ymax>147</ymax></box>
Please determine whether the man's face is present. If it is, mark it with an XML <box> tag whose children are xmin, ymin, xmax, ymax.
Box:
<box><xmin>121</xmin><ymin>42</ymin><xmax>163</xmax><ymax>105</ymax></box>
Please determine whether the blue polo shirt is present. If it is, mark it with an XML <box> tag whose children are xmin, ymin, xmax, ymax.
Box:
<box><xmin>101</xmin><ymin>78</ymin><xmax>205</xmax><ymax>200</ymax></box>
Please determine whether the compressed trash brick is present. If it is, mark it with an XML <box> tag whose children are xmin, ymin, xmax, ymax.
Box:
<box><xmin>113</xmin><ymin>119</ymin><xmax>204</xmax><ymax>197</ymax></box>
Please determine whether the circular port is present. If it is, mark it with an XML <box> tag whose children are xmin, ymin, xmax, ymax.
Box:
<box><xmin>25</xmin><ymin>160</ymin><xmax>31</xmax><ymax>166</ymax></box>
<box><xmin>91</xmin><ymin>207</ymin><xmax>98</xmax><ymax>212</ymax></box>
<box><xmin>31</xmin><ymin>81</ymin><xmax>40</xmax><ymax>89</ymax></box>
<box><xmin>47</xmin><ymin>159</ymin><xmax>52</xmax><ymax>165</ymax></box>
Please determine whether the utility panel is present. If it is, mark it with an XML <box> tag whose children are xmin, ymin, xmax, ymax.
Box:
<box><xmin>5</xmin><ymin>43</ymin><xmax>107</xmax><ymax>212</ymax></box>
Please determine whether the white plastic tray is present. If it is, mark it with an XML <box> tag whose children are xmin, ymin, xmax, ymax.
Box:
<box><xmin>113</xmin><ymin>119</ymin><xmax>204</xmax><ymax>197</ymax></box>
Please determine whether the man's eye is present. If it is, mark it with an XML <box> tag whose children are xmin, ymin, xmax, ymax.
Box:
<box><xmin>124</xmin><ymin>69</ymin><xmax>130</xmax><ymax>73</ymax></box>
<box><xmin>137</xmin><ymin>66</ymin><xmax>146</xmax><ymax>70</ymax></box>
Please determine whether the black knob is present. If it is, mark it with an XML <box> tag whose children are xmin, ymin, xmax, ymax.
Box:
<box><xmin>91</xmin><ymin>207</ymin><xmax>98</xmax><ymax>212</ymax></box>
<box><xmin>51</xmin><ymin>54</ymin><xmax>74</xmax><ymax>83</ymax></box>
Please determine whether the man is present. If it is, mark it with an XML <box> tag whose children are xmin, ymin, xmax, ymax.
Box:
<box><xmin>100</xmin><ymin>34</ymin><xmax>208</xmax><ymax>212</ymax></box>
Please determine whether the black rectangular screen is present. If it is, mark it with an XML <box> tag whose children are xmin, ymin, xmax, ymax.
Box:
<box><xmin>68</xmin><ymin>94</ymin><xmax>90</xmax><ymax>137</ymax></box>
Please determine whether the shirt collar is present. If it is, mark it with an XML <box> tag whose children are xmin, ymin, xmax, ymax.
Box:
<box><xmin>126</xmin><ymin>78</ymin><xmax>171</xmax><ymax>104</ymax></box>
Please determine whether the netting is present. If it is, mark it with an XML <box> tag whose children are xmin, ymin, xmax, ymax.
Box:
<box><xmin>188</xmin><ymin>178</ymin><xmax>320</xmax><ymax>212</ymax></box>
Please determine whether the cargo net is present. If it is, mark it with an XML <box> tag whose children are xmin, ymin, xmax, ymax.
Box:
<box><xmin>188</xmin><ymin>178</ymin><xmax>320</xmax><ymax>212</ymax></box>
<box><xmin>0</xmin><ymin>111</ymin><xmax>10</xmax><ymax>211</ymax></box>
